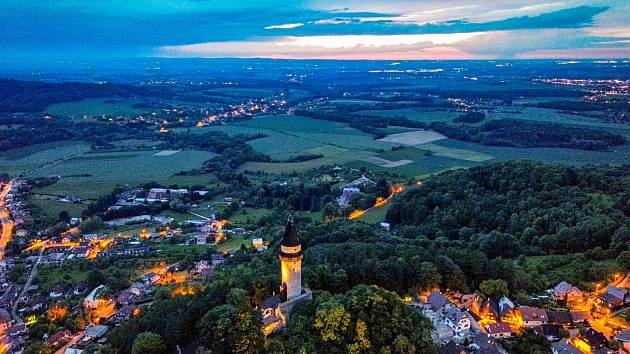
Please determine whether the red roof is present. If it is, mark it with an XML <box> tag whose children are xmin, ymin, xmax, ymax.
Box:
<box><xmin>486</xmin><ymin>322</ymin><xmax>513</xmax><ymax>334</ymax></box>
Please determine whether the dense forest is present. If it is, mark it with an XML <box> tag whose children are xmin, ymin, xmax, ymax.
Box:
<box><xmin>0</xmin><ymin>78</ymin><xmax>169</xmax><ymax>113</ymax></box>
<box><xmin>297</xmin><ymin>104</ymin><xmax>624</xmax><ymax>151</ymax></box>
<box><xmin>430</xmin><ymin>119</ymin><xmax>625</xmax><ymax>150</ymax></box>
<box><xmin>386</xmin><ymin>161</ymin><xmax>630</xmax><ymax>256</ymax></box>
<box><xmin>0</xmin><ymin>117</ymin><xmax>152</xmax><ymax>151</ymax></box>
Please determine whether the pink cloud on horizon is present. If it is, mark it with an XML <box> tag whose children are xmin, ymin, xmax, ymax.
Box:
<box><xmin>255</xmin><ymin>47</ymin><xmax>489</xmax><ymax>60</ymax></box>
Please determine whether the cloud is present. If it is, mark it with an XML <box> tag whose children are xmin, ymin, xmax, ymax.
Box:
<box><xmin>265</xmin><ymin>23</ymin><xmax>304</xmax><ymax>29</ymax></box>
<box><xmin>1</xmin><ymin>0</ymin><xmax>628</xmax><ymax>59</ymax></box>
<box><xmin>158</xmin><ymin>32</ymin><xmax>485</xmax><ymax>59</ymax></box>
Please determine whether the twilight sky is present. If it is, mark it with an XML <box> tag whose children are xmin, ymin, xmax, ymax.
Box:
<box><xmin>1</xmin><ymin>0</ymin><xmax>629</xmax><ymax>60</ymax></box>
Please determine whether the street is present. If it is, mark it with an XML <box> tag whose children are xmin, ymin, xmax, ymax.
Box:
<box><xmin>0</xmin><ymin>180</ymin><xmax>14</xmax><ymax>261</ymax></box>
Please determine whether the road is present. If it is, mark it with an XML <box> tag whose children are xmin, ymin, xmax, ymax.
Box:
<box><xmin>12</xmin><ymin>244</ymin><xmax>46</xmax><ymax>322</ymax></box>
<box><xmin>0</xmin><ymin>180</ymin><xmax>14</xmax><ymax>261</ymax></box>
<box><xmin>54</xmin><ymin>325</ymin><xmax>89</xmax><ymax>354</ymax></box>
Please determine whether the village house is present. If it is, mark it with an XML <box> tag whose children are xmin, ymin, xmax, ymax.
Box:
<box><xmin>49</xmin><ymin>286</ymin><xmax>64</xmax><ymax>299</ymax></box>
<box><xmin>485</xmin><ymin>322</ymin><xmax>513</xmax><ymax>339</ymax></box>
<box><xmin>460</xmin><ymin>293</ymin><xmax>483</xmax><ymax>315</ymax></box>
<box><xmin>468</xmin><ymin>333</ymin><xmax>502</xmax><ymax>353</ymax></box>
<box><xmin>8</xmin><ymin>324</ymin><xmax>26</xmax><ymax>338</ymax></box>
<box><xmin>84</xmin><ymin>285</ymin><xmax>107</xmax><ymax>310</ymax></box>
<box><xmin>533</xmin><ymin>324</ymin><xmax>562</xmax><ymax>341</ymax></box>
<box><xmin>193</xmin><ymin>260</ymin><xmax>214</xmax><ymax>278</ymax></box>
<box><xmin>112</xmin><ymin>305</ymin><xmax>138</xmax><ymax>323</ymax></box>
<box><xmin>0</xmin><ymin>309</ymin><xmax>13</xmax><ymax>335</ymax></box>
<box><xmin>551</xmin><ymin>338</ymin><xmax>581</xmax><ymax>354</ymax></box>
<box><xmin>444</xmin><ymin>307</ymin><xmax>471</xmax><ymax>337</ymax></box>
<box><xmin>575</xmin><ymin>328</ymin><xmax>607</xmax><ymax>353</ymax></box>
<box><xmin>517</xmin><ymin>306</ymin><xmax>548</xmax><ymax>327</ymax></box>
<box><xmin>615</xmin><ymin>329</ymin><xmax>630</xmax><ymax>352</ymax></box>
<box><xmin>336</xmin><ymin>187</ymin><xmax>360</xmax><ymax>206</ymax></box>
<box><xmin>549</xmin><ymin>281</ymin><xmax>582</xmax><ymax>303</ymax></box>
<box><xmin>547</xmin><ymin>310</ymin><xmax>574</xmax><ymax>328</ymax></box>
<box><xmin>597</xmin><ymin>285</ymin><xmax>629</xmax><ymax>309</ymax></box>
<box><xmin>252</xmin><ymin>238</ymin><xmax>264</xmax><ymax>249</ymax></box>
<box><xmin>47</xmin><ymin>329</ymin><xmax>72</xmax><ymax>347</ymax></box>
<box><xmin>82</xmin><ymin>325</ymin><xmax>108</xmax><ymax>344</ymax></box>
<box><xmin>437</xmin><ymin>341</ymin><xmax>467</xmax><ymax>354</ymax></box>
<box><xmin>211</xmin><ymin>253</ymin><xmax>226</xmax><ymax>266</ymax></box>
<box><xmin>427</xmin><ymin>291</ymin><xmax>455</xmax><ymax>313</ymax></box>
<box><xmin>139</xmin><ymin>272</ymin><xmax>160</xmax><ymax>286</ymax></box>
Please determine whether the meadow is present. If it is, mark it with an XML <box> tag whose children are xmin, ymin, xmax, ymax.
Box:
<box><xmin>29</xmin><ymin>196</ymin><xmax>88</xmax><ymax>219</ymax></box>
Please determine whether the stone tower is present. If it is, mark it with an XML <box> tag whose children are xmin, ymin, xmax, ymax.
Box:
<box><xmin>279</xmin><ymin>218</ymin><xmax>303</xmax><ymax>301</ymax></box>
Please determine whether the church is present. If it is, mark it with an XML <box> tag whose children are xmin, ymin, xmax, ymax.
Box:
<box><xmin>259</xmin><ymin>218</ymin><xmax>312</xmax><ymax>335</ymax></box>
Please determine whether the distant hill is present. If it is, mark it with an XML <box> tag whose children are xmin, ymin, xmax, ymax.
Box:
<box><xmin>0</xmin><ymin>78</ymin><xmax>167</xmax><ymax>113</ymax></box>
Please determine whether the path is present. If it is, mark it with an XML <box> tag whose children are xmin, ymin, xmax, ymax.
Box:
<box><xmin>188</xmin><ymin>210</ymin><xmax>211</xmax><ymax>220</ymax></box>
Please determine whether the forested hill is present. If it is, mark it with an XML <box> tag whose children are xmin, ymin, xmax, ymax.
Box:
<box><xmin>386</xmin><ymin>161</ymin><xmax>630</xmax><ymax>256</ymax></box>
<box><xmin>0</xmin><ymin>78</ymin><xmax>166</xmax><ymax>113</ymax></box>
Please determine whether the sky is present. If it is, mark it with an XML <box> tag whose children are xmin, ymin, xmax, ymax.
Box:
<box><xmin>1</xmin><ymin>0</ymin><xmax>629</xmax><ymax>60</ymax></box>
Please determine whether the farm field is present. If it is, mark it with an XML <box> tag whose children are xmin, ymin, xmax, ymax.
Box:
<box><xmin>353</xmin><ymin>108</ymin><xmax>459</xmax><ymax>123</ymax></box>
<box><xmin>377</xmin><ymin>130</ymin><xmax>446</xmax><ymax>145</ymax></box>
<box><xmin>0</xmin><ymin>141</ymin><xmax>92</xmax><ymax>176</ymax></box>
<box><xmin>30</xmin><ymin>149</ymin><xmax>216</xmax><ymax>198</ymax></box>
<box><xmin>29</xmin><ymin>197</ymin><xmax>87</xmax><ymax>219</ymax></box>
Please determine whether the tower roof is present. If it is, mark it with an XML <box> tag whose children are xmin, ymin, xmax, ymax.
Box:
<box><xmin>281</xmin><ymin>219</ymin><xmax>301</xmax><ymax>247</ymax></box>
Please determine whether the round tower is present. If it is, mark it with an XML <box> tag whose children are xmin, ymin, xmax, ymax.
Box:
<box><xmin>279</xmin><ymin>218</ymin><xmax>303</xmax><ymax>301</ymax></box>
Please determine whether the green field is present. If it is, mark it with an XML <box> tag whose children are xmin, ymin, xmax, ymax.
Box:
<box><xmin>216</xmin><ymin>234</ymin><xmax>249</xmax><ymax>253</ymax></box>
<box><xmin>228</xmin><ymin>208</ymin><xmax>274</xmax><ymax>225</ymax></box>
<box><xmin>31</xmin><ymin>150</ymin><xmax>216</xmax><ymax>198</ymax></box>
<box><xmin>0</xmin><ymin>141</ymin><xmax>92</xmax><ymax>176</ymax></box>
<box><xmin>29</xmin><ymin>197</ymin><xmax>88</xmax><ymax>219</ymax></box>
<box><xmin>358</xmin><ymin>204</ymin><xmax>391</xmax><ymax>224</ymax></box>
<box><xmin>353</xmin><ymin>108</ymin><xmax>459</xmax><ymax>123</ymax></box>
<box><xmin>376</xmin><ymin>147</ymin><xmax>430</xmax><ymax>161</ymax></box>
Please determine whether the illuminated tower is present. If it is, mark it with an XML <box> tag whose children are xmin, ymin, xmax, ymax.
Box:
<box><xmin>279</xmin><ymin>218</ymin><xmax>303</xmax><ymax>301</ymax></box>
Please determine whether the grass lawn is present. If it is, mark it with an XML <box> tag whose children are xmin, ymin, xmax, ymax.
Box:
<box><xmin>29</xmin><ymin>197</ymin><xmax>87</xmax><ymax>219</ymax></box>
<box><xmin>216</xmin><ymin>234</ymin><xmax>249</xmax><ymax>253</ymax></box>
<box><xmin>228</xmin><ymin>208</ymin><xmax>273</xmax><ymax>225</ymax></box>
<box><xmin>520</xmin><ymin>254</ymin><xmax>619</xmax><ymax>288</ymax></box>
<box><xmin>358</xmin><ymin>204</ymin><xmax>391</xmax><ymax>224</ymax></box>
<box><xmin>35</xmin><ymin>266</ymin><xmax>90</xmax><ymax>292</ymax></box>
